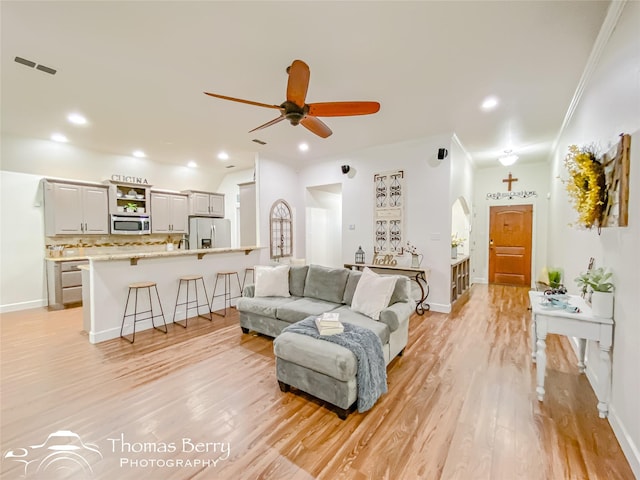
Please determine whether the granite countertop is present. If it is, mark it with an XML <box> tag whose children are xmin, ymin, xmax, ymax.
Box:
<box><xmin>45</xmin><ymin>246</ymin><xmax>262</xmax><ymax>262</ymax></box>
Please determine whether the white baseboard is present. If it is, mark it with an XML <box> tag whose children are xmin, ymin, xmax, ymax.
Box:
<box><xmin>608</xmin><ymin>404</ymin><xmax>640</xmax><ymax>478</ymax></box>
<box><xmin>0</xmin><ymin>298</ymin><xmax>47</xmax><ymax>314</ymax></box>
<box><xmin>427</xmin><ymin>302</ymin><xmax>450</xmax><ymax>314</ymax></box>
<box><xmin>570</xmin><ymin>338</ymin><xmax>639</xmax><ymax>477</ymax></box>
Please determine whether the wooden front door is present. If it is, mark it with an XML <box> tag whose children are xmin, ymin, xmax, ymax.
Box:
<box><xmin>489</xmin><ymin>204</ymin><xmax>533</xmax><ymax>286</ymax></box>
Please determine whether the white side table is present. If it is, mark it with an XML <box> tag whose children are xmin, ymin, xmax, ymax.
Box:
<box><xmin>529</xmin><ymin>291</ymin><xmax>614</xmax><ymax>418</ymax></box>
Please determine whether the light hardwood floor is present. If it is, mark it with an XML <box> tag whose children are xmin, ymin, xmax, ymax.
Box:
<box><xmin>0</xmin><ymin>284</ymin><xmax>634</xmax><ymax>479</ymax></box>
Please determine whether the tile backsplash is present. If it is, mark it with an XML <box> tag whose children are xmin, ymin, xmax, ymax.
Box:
<box><xmin>45</xmin><ymin>234</ymin><xmax>185</xmax><ymax>257</ymax></box>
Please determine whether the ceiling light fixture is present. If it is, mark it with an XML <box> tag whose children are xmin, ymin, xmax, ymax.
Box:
<box><xmin>298</xmin><ymin>142</ymin><xmax>309</xmax><ymax>152</ymax></box>
<box><xmin>187</xmin><ymin>161</ymin><xmax>198</xmax><ymax>168</ymax></box>
<box><xmin>217</xmin><ymin>152</ymin><xmax>229</xmax><ymax>160</ymax></box>
<box><xmin>50</xmin><ymin>133</ymin><xmax>68</xmax><ymax>143</ymax></box>
<box><xmin>498</xmin><ymin>150</ymin><xmax>518</xmax><ymax>166</ymax></box>
<box><xmin>67</xmin><ymin>113</ymin><xmax>87</xmax><ymax>125</ymax></box>
<box><xmin>132</xmin><ymin>150</ymin><xmax>146</xmax><ymax>158</ymax></box>
<box><xmin>481</xmin><ymin>96</ymin><xmax>499</xmax><ymax>111</ymax></box>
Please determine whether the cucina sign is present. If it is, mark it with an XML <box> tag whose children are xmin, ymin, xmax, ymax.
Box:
<box><xmin>111</xmin><ymin>174</ymin><xmax>149</xmax><ymax>185</ymax></box>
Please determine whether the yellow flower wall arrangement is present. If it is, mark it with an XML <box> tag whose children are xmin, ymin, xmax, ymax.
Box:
<box><xmin>563</xmin><ymin>134</ymin><xmax>631</xmax><ymax>231</ymax></box>
<box><xmin>564</xmin><ymin>144</ymin><xmax>606</xmax><ymax>229</ymax></box>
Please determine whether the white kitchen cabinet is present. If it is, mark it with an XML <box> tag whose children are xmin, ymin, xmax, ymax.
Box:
<box><xmin>185</xmin><ymin>191</ymin><xmax>225</xmax><ymax>217</ymax></box>
<box><xmin>150</xmin><ymin>192</ymin><xmax>188</xmax><ymax>233</ymax></box>
<box><xmin>43</xmin><ymin>180</ymin><xmax>109</xmax><ymax>236</ymax></box>
<box><xmin>46</xmin><ymin>259</ymin><xmax>89</xmax><ymax>309</ymax></box>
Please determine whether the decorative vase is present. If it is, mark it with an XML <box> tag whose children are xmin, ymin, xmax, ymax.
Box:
<box><xmin>591</xmin><ymin>291</ymin><xmax>613</xmax><ymax>318</ymax></box>
<box><xmin>451</xmin><ymin>246</ymin><xmax>457</xmax><ymax>259</ymax></box>
<box><xmin>411</xmin><ymin>253</ymin><xmax>423</xmax><ymax>268</ymax></box>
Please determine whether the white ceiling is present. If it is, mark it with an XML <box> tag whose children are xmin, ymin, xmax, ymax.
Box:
<box><xmin>1</xmin><ymin>1</ymin><xmax>609</xmax><ymax>173</ymax></box>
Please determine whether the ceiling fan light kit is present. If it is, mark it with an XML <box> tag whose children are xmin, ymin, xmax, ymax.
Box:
<box><xmin>204</xmin><ymin>59</ymin><xmax>380</xmax><ymax>138</ymax></box>
<box><xmin>498</xmin><ymin>150</ymin><xmax>519</xmax><ymax>166</ymax></box>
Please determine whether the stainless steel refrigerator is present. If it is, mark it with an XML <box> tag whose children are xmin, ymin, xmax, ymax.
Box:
<box><xmin>188</xmin><ymin>217</ymin><xmax>231</xmax><ymax>249</ymax></box>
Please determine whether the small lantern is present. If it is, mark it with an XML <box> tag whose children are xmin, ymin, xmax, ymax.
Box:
<box><xmin>355</xmin><ymin>246</ymin><xmax>365</xmax><ymax>264</ymax></box>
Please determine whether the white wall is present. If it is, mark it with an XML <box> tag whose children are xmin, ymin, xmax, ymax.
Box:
<box><xmin>0</xmin><ymin>135</ymin><xmax>227</xmax><ymax>312</ymax></box>
<box><xmin>215</xmin><ymin>166</ymin><xmax>255</xmax><ymax>248</ymax></box>
<box><xmin>472</xmin><ymin>161</ymin><xmax>550</xmax><ymax>285</ymax></box>
<box><xmin>449</xmin><ymin>135</ymin><xmax>475</xmax><ymax>260</ymax></box>
<box><xmin>0</xmin><ymin>171</ymin><xmax>47</xmax><ymax>311</ymax></box>
<box><xmin>255</xmin><ymin>156</ymin><xmax>304</xmax><ymax>265</ymax></box>
<box><xmin>547</xmin><ymin>1</ymin><xmax>640</xmax><ymax>474</ymax></box>
<box><xmin>298</xmin><ymin>134</ymin><xmax>454</xmax><ymax>312</ymax></box>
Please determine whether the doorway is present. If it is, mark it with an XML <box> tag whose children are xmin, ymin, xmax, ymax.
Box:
<box><xmin>305</xmin><ymin>184</ymin><xmax>342</xmax><ymax>267</ymax></box>
<box><xmin>488</xmin><ymin>204</ymin><xmax>532</xmax><ymax>286</ymax></box>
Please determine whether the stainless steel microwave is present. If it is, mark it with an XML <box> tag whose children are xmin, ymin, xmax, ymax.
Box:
<box><xmin>110</xmin><ymin>215</ymin><xmax>151</xmax><ymax>235</ymax></box>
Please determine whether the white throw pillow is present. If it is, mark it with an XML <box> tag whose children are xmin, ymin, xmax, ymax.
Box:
<box><xmin>351</xmin><ymin>267</ymin><xmax>397</xmax><ymax>320</ymax></box>
<box><xmin>254</xmin><ymin>265</ymin><xmax>291</xmax><ymax>297</ymax></box>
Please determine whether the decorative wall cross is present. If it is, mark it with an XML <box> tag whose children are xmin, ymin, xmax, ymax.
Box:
<box><xmin>502</xmin><ymin>172</ymin><xmax>518</xmax><ymax>191</ymax></box>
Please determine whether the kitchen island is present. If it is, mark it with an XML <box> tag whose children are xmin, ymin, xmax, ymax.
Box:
<box><xmin>81</xmin><ymin>246</ymin><xmax>262</xmax><ymax>343</ymax></box>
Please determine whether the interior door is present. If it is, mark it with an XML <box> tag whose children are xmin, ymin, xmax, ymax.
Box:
<box><xmin>489</xmin><ymin>204</ymin><xmax>533</xmax><ymax>286</ymax></box>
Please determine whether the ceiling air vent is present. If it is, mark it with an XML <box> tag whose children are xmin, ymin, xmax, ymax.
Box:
<box><xmin>36</xmin><ymin>64</ymin><xmax>57</xmax><ymax>75</ymax></box>
<box><xmin>14</xmin><ymin>56</ymin><xmax>57</xmax><ymax>75</ymax></box>
<box><xmin>14</xmin><ymin>56</ymin><xmax>36</xmax><ymax>68</ymax></box>
<box><xmin>252</xmin><ymin>139</ymin><xmax>267</xmax><ymax>145</ymax></box>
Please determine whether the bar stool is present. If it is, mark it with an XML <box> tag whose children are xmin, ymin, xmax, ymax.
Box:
<box><xmin>120</xmin><ymin>281</ymin><xmax>167</xmax><ymax>343</ymax></box>
<box><xmin>172</xmin><ymin>275</ymin><xmax>212</xmax><ymax>328</ymax></box>
<box><xmin>242</xmin><ymin>267</ymin><xmax>255</xmax><ymax>291</ymax></box>
<box><xmin>211</xmin><ymin>271</ymin><xmax>242</xmax><ymax>317</ymax></box>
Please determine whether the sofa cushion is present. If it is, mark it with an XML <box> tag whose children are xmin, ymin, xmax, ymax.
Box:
<box><xmin>236</xmin><ymin>296</ymin><xmax>298</xmax><ymax>319</ymax></box>
<box><xmin>303</xmin><ymin>265</ymin><xmax>349</xmax><ymax>304</ymax></box>
<box><xmin>289</xmin><ymin>265</ymin><xmax>309</xmax><ymax>297</ymax></box>
<box><xmin>351</xmin><ymin>267</ymin><xmax>397</xmax><ymax>320</ymax></box>
<box><xmin>342</xmin><ymin>270</ymin><xmax>362</xmax><ymax>305</ymax></box>
<box><xmin>332</xmin><ymin>306</ymin><xmax>390</xmax><ymax>345</ymax></box>
<box><xmin>276</xmin><ymin>297</ymin><xmax>341</xmax><ymax>323</ymax></box>
<box><xmin>274</xmin><ymin>331</ymin><xmax>357</xmax><ymax>382</ymax></box>
<box><xmin>390</xmin><ymin>275</ymin><xmax>411</xmax><ymax>304</ymax></box>
<box><xmin>254</xmin><ymin>265</ymin><xmax>290</xmax><ymax>297</ymax></box>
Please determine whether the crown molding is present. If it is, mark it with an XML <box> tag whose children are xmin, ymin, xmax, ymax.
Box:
<box><xmin>550</xmin><ymin>0</ymin><xmax>627</xmax><ymax>156</ymax></box>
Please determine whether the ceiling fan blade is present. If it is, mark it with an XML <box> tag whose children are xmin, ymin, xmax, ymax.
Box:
<box><xmin>248</xmin><ymin>115</ymin><xmax>286</xmax><ymax>133</ymax></box>
<box><xmin>286</xmin><ymin>60</ymin><xmax>310</xmax><ymax>108</ymax></box>
<box><xmin>204</xmin><ymin>92</ymin><xmax>281</xmax><ymax>110</ymax></box>
<box><xmin>300</xmin><ymin>116</ymin><xmax>332</xmax><ymax>138</ymax></box>
<box><xmin>307</xmin><ymin>101</ymin><xmax>380</xmax><ymax>117</ymax></box>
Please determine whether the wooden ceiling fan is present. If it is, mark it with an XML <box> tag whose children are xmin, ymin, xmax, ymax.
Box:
<box><xmin>204</xmin><ymin>59</ymin><xmax>380</xmax><ymax>138</ymax></box>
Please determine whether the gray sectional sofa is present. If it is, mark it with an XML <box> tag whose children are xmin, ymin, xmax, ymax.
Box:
<box><xmin>236</xmin><ymin>264</ymin><xmax>414</xmax><ymax>417</ymax></box>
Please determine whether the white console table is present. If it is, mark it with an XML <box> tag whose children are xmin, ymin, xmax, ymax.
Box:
<box><xmin>529</xmin><ymin>291</ymin><xmax>614</xmax><ymax>418</ymax></box>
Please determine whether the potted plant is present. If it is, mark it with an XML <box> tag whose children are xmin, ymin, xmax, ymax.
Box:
<box><xmin>451</xmin><ymin>234</ymin><xmax>465</xmax><ymax>260</ymax></box>
<box><xmin>547</xmin><ymin>267</ymin><xmax>563</xmax><ymax>288</ymax></box>
<box><xmin>574</xmin><ymin>267</ymin><xmax>614</xmax><ymax>318</ymax></box>
<box><xmin>125</xmin><ymin>202</ymin><xmax>137</xmax><ymax>213</ymax></box>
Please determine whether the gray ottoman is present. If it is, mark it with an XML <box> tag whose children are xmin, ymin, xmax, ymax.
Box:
<box><xmin>274</xmin><ymin>330</ymin><xmax>358</xmax><ymax>419</ymax></box>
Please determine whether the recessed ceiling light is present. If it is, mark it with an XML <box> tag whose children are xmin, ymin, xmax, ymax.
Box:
<box><xmin>187</xmin><ymin>161</ymin><xmax>198</xmax><ymax>168</ymax></box>
<box><xmin>298</xmin><ymin>142</ymin><xmax>309</xmax><ymax>152</ymax></box>
<box><xmin>217</xmin><ymin>151</ymin><xmax>229</xmax><ymax>160</ymax></box>
<box><xmin>481</xmin><ymin>96</ymin><xmax>499</xmax><ymax>111</ymax></box>
<box><xmin>50</xmin><ymin>133</ymin><xmax>68</xmax><ymax>143</ymax></box>
<box><xmin>67</xmin><ymin>113</ymin><xmax>87</xmax><ymax>125</ymax></box>
<box><xmin>132</xmin><ymin>150</ymin><xmax>146</xmax><ymax>158</ymax></box>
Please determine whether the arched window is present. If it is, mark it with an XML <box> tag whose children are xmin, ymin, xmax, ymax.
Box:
<box><xmin>270</xmin><ymin>199</ymin><xmax>293</xmax><ymax>260</ymax></box>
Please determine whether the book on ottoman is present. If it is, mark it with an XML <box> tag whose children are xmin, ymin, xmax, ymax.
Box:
<box><xmin>315</xmin><ymin>312</ymin><xmax>344</xmax><ymax>335</ymax></box>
